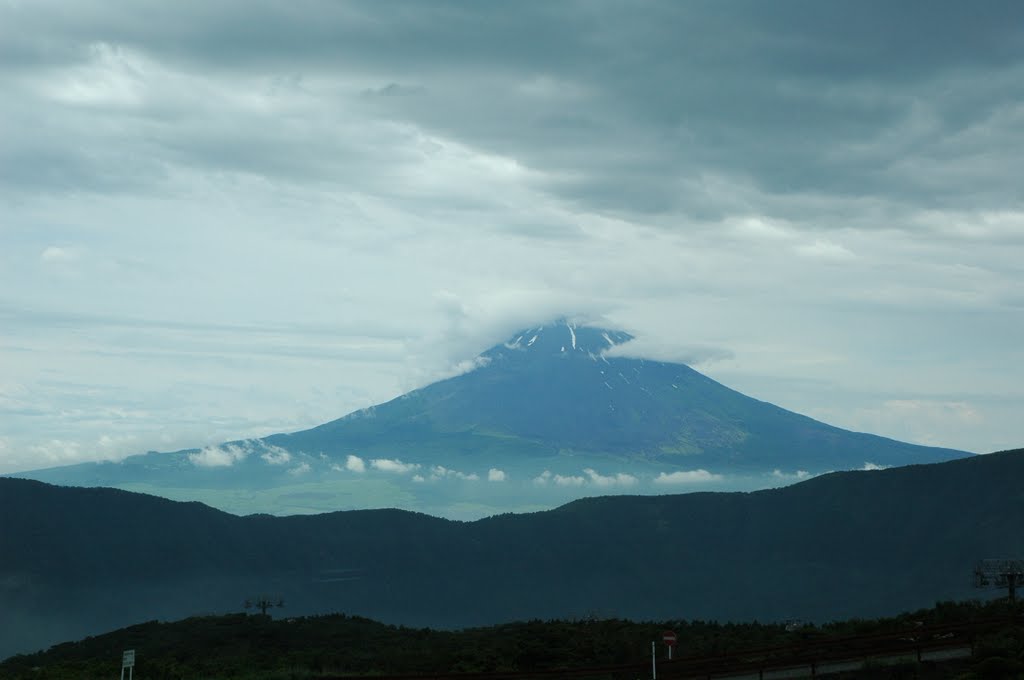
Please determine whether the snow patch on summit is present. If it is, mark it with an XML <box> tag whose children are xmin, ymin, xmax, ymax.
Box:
<box><xmin>488</xmin><ymin>323</ymin><xmax>636</xmax><ymax>361</ymax></box>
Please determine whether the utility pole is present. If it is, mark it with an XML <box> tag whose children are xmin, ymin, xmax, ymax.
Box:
<box><xmin>974</xmin><ymin>559</ymin><xmax>1024</xmax><ymax>604</ymax></box>
<box><xmin>244</xmin><ymin>595</ymin><xmax>285</xmax><ymax>616</ymax></box>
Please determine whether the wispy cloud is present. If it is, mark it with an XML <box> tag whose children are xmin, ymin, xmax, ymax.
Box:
<box><xmin>583</xmin><ymin>468</ymin><xmax>638</xmax><ymax>488</ymax></box>
<box><xmin>771</xmin><ymin>469</ymin><xmax>811</xmax><ymax>481</ymax></box>
<box><xmin>605</xmin><ymin>338</ymin><xmax>735</xmax><ymax>367</ymax></box>
<box><xmin>370</xmin><ymin>458</ymin><xmax>421</xmax><ymax>474</ymax></box>
<box><xmin>653</xmin><ymin>469</ymin><xmax>723</xmax><ymax>485</ymax></box>
<box><xmin>534</xmin><ymin>470</ymin><xmax>575</xmax><ymax>486</ymax></box>
<box><xmin>188</xmin><ymin>442</ymin><xmax>250</xmax><ymax>468</ymax></box>
<box><xmin>288</xmin><ymin>461</ymin><xmax>311</xmax><ymax>476</ymax></box>
<box><xmin>425</xmin><ymin>465</ymin><xmax>479</xmax><ymax>482</ymax></box>
<box><xmin>188</xmin><ymin>439</ymin><xmax>293</xmax><ymax>468</ymax></box>
<box><xmin>260</xmin><ymin>444</ymin><xmax>292</xmax><ymax>465</ymax></box>
<box><xmin>533</xmin><ymin>468</ymin><xmax>637</xmax><ymax>488</ymax></box>
<box><xmin>40</xmin><ymin>246</ymin><xmax>80</xmax><ymax>264</ymax></box>
<box><xmin>795</xmin><ymin>240</ymin><xmax>855</xmax><ymax>261</ymax></box>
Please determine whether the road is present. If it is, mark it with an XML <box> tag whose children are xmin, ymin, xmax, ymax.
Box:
<box><xmin>704</xmin><ymin>645</ymin><xmax>972</xmax><ymax>679</ymax></box>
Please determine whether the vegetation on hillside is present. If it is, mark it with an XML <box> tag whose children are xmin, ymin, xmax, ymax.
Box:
<box><xmin>4</xmin><ymin>450</ymin><xmax>1024</xmax><ymax>661</ymax></box>
<box><xmin>2</xmin><ymin>599</ymin><xmax>1022</xmax><ymax>679</ymax></box>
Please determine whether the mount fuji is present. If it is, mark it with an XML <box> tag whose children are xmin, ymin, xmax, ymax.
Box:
<box><xmin>13</xmin><ymin>322</ymin><xmax>969</xmax><ymax>518</ymax></box>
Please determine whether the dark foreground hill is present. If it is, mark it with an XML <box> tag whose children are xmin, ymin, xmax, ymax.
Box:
<box><xmin>14</xmin><ymin>323</ymin><xmax>969</xmax><ymax>518</ymax></box>
<box><xmin>2</xmin><ymin>600</ymin><xmax>1020</xmax><ymax>680</ymax></box>
<box><xmin>2</xmin><ymin>448</ymin><xmax>1022</xmax><ymax>660</ymax></box>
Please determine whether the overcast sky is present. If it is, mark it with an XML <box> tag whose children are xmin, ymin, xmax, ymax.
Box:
<box><xmin>2</xmin><ymin>0</ymin><xmax>1023</xmax><ymax>473</ymax></box>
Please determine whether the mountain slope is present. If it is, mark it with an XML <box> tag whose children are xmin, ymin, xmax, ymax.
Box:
<box><xmin>269</xmin><ymin>322</ymin><xmax>966</xmax><ymax>472</ymax></box>
<box><xmin>2</xmin><ymin>448</ymin><xmax>1021</xmax><ymax>660</ymax></box>
<box><xmin>12</xmin><ymin>322</ymin><xmax>969</xmax><ymax>517</ymax></box>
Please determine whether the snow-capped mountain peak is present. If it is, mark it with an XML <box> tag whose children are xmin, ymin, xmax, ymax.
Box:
<box><xmin>494</xmin><ymin>321</ymin><xmax>633</xmax><ymax>360</ymax></box>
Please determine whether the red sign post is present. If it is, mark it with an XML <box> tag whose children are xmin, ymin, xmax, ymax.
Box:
<box><xmin>662</xmin><ymin>630</ymin><xmax>677</xmax><ymax>659</ymax></box>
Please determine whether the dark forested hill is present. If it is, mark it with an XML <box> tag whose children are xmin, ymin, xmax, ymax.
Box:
<box><xmin>2</xmin><ymin>448</ymin><xmax>1022</xmax><ymax>660</ymax></box>
<box><xmin>4</xmin><ymin>599</ymin><xmax>1017</xmax><ymax>680</ymax></box>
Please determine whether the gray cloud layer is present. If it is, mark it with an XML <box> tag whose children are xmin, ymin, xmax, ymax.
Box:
<box><xmin>1</xmin><ymin>1</ymin><xmax>1022</xmax><ymax>471</ymax></box>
